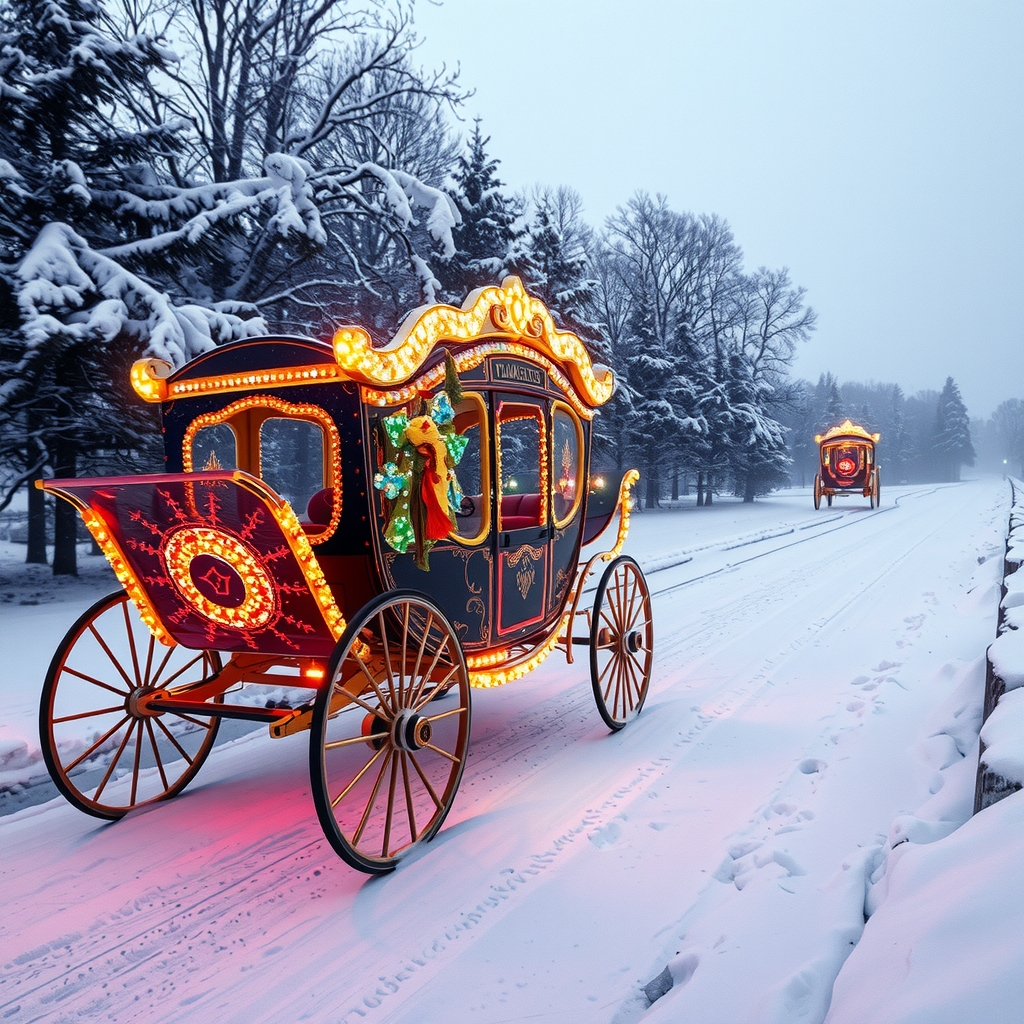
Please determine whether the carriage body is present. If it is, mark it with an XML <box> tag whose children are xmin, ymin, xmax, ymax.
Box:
<box><xmin>39</xmin><ymin>278</ymin><xmax>652</xmax><ymax>871</ymax></box>
<box><xmin>812</xmin><ymin>419</ymin><xmax>881</xmax><ymax>509</ymax></box>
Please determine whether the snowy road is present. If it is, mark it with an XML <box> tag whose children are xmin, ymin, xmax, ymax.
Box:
<box><xmin>0</xmin><ymin>480</ymin><xmax>1007</xmax><ymax>1024</ymax></box>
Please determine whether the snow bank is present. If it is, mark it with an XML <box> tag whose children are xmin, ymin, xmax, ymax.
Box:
<box><xmin>824</xmin><ymin>790</ymin><xmax>1024</xmax><ymax>1024</ymax></box>
<box><xmin>977</xmin><ymin>478</ymin><xmax>1024</xmax><ymax>793</ymax></box>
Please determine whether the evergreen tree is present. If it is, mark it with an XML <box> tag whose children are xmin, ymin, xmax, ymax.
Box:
<box><xmin>518</xmin><ymin>186</ymin><xmax>596</xmax><ymax>338</ymax></box>
<box><xmin>0</xmin><ymin>0</ymin><xmax>195</xmax><ymax>572</ymax></box>
<box><xmin>932</xmin><ymin>377</ymin><xmax>975</xmax><ymax>482</ymax></box>
<box><xmin>713</xmin><ymin>354</ymin><xmax>788</xmax><ymax>502</ymax></box>
<box><xmin>817</xmin><ymin>373</ymin><xmax>844</xmax><ymax>430</ymax></box>
<box><xmin>437</xmin><ymin>121</ymin><xmax>522</xmax><ymax>301</ymax></box>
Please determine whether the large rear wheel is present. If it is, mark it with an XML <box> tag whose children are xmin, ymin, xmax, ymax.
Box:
<box><xmin>590</xmin><ymin>556</ymin><xmax>654</xmax><ymax>731</ymax></box>
<box><xmin>40</xmin><ymin>591</ymin><xmax>221</xmax><ymax>819</ymax></box>
<box><xmin>813</xmin><ymin>474</ymin><xmax>822</xmax><ymax>510</ymax></box>
<box><xmin>309</xmin><ymin>592</ymin><xmax>471</xmax><ymax>873</ymax></box>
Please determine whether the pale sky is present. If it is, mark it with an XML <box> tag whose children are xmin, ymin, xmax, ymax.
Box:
<box><xmin>413</xmin><ymin>0</ymin><xmax>1023</xmax><ymax>418</ymax></box>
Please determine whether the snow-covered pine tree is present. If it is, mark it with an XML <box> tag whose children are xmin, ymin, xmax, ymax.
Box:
<box><xmin>721</xmin><ymin>354</ymin><xmax>790</xmax><ymax>501</ymax></box>
<box><xmin>437</xmin><ymin>121</ymin><xmax>522</xmax><ymax>301</ymax></box>
<box><xmin>0</xmin><ymin>0</ymin><xmax>220</xmax><ymax>572</ymax></box>
<box><xmin>932</xmin><ymin>376</ymin><xmax>975</xmax><ymax>482</ymax></box>
<box><xmin>816</xmin><ymin>373</ymin><xmax>844</xmax><ymax>431</ymax></box>
<box><xmin>517</xmin><ymin>186</ymin><xmax>597</xmax><ymax>340</ymax></box>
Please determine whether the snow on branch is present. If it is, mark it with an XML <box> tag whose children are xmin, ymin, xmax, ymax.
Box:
<box><xmin>15</xmin><ymin>222</ymin><xmax>265</xmax><ymax>367</ymax></box>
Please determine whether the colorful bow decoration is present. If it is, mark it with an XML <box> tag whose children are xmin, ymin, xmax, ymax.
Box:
<box><xmin>373</xmin><ymin>352</ymin><xmax>468</xmax><ymax>570</ymax></box>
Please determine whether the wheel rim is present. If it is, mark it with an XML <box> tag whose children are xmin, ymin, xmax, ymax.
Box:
<box><xmin>40</xmin><ymin>591</ymin><xmax>221</xmax><ymax>819</ymax></box>
<box><xmin>310</xmin><ymin>593</ymin><xmax>471</xmax><ymax>873</ymax></box>
<box><xmin>590</xmin><ymin>556</ymin><xmax>653</xmax><ymax>731</ymax></box>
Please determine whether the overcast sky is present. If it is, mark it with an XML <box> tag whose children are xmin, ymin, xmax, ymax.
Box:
<box><xmin>413</xmin><ymin>0</ymin><xmax>1023</xmax><ymax>419</ymax></box>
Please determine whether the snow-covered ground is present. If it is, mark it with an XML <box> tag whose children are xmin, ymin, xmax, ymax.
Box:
<box><xmin>1</xmin><ymin>479</ymin><xmax>1021</xmax><ymax>1023</ymax></box>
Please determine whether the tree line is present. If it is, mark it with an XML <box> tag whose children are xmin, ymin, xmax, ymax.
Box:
<box><xmin>0</xmin><ymin>0</ymin><xmax>988</xmax><ymax>576</ymax></box>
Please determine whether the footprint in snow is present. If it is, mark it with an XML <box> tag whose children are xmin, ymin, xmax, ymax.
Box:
<box><xmin>798</xmin><ymin>758</ymin><xmax>826</xmax><ymax>774</ymax></box>
<box><xmin>873</xmin><ymin>659</ymin><xmax>901</xmax><ymax>672</ymax></box>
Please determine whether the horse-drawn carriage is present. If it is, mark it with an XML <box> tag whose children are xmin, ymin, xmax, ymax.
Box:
<box><xmin>813</xmin><ymin>419</ymin><xmax>881</xmax><ymax>509</ymax></box>
<box><xmin>38</xmin><ymin>277</ymin><xmax>653</xmax><ymax>873</ymax></box>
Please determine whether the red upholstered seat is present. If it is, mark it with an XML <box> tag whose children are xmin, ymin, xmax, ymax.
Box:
<box><xmin>306</xmin><ymin>488</ymin><xmax>335</xmax><ymax>525</ymax></box>
<box><xmin>501</xmin><ymin>492</ymin><xmax>541</xmax><ymax>530</ymax></box>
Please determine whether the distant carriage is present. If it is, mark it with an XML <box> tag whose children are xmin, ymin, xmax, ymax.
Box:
<box><xmin>813</xmin><ymin>419</ymin><xmax>881</xmax><ymax>509</ymax></box>
<box><xmin>38</xmin><ymin>277</ymin><xmax>654</xmax><ymax>873</ymax></box>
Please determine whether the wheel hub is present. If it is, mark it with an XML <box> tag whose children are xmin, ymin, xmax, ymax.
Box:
<box><xmin>127</xmin><ymin>686</ymin><xmax>164</xmax><ymax>718</ymax></box>
<box><xmin>392</xmin><ymin>709</ymin><xmax>432</xmax><ymax>751</ymax></box>
<box><xmin>624</xmin><ymin>629</ymin><xmax>644</xmax><ymax>654</ymax></box>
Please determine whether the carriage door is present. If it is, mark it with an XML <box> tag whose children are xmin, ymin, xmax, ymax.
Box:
<box><xmin>495</xmin><ymin>397</ymin><xmax>549</xmax><ymax>636</ymax></box>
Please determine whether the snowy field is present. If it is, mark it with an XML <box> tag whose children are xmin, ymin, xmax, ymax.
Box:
<box><xmin>1</xmin><ymin>479</ymin><xmax>1022</xmax><ymax>1023</ymax></box>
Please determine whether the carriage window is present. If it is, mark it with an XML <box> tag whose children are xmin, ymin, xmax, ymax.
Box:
<box><xmin>191</xmin><ymin>424</ymin><xmax>236</xmax><ymax>471</ymax></box>
<box><xmin>498</xmin><ymin>402</ymin><xmax>547</xmax><ymax>529</ymax></box>
<box><xmin>451</xmin><ymin>395</ymin><xmax>489</xmax><ymax>543</ymax></box>
<box><xmin>259</xmin><ymin>418</ymin><xmax>325</xmax><ymax>516</ymax></box>
<box><xmin>552</xmin><ymin>405</ymin><xmax>582</xmax><ymax>526</ymax></box>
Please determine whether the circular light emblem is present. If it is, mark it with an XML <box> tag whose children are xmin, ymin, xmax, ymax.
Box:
<box><xmin>836</xmin><ymin>456</ymin><xmax>856</xmax><ymax>476</ymax></box>
<box><xmin>164</xmin><ymin>527</ymin><xmax>275</xmax><ymax>629</ymax></box>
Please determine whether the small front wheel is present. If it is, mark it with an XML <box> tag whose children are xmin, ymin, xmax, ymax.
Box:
<box><xmin>40</xmin><ymin>591</ymin><xmax>221</xmax><ymax>819</ymax></box>
<box><xmin>590</xmin><ymin>556</ymin><xmax>654</xmax><ymax>731</ymax></box>
<box><xmin>873</xmin><ymin>469</ymin><xmax>881</xmax><ymax>507</ymax></box>
<box><xmin>309</xmin><ymin>592</ymin><xmax>471</xmax><ymax>873</ymax></box>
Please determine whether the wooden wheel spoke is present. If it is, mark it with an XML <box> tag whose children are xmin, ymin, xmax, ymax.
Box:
<box><xmin>128</xmin><ymin>723</ymin><xmax>144</xmax><ymax>806</ymax></box>
<box><xmin>143</xmin><ymin>633</ymin><xmax>156</xmax><ymax>689</ymax></box>
<box><xmin>87</xmin><ymin>622</ymin><xmax>136</xmax><ymax>691</ymax></box>
<box><xmin>398</xmin><ymin>603</ymin><xmax>411</xmax><ymax>706</ymax></box>
<box><xmin>53</xmin><ymin>703</ymin><xmax>126</xmax><ymax>724</ymax></box>
<box><xmin>351</xmin><ymin>653</ymin><xmax>395</xmax><ymax>718</ymax></box>
<box><xmin>93</xmin><ymin>721</ymin><xmax>137</xmax><ymax>802</ymax></box>
<box><xmin>122</xmin><ymin>599</ymin><xmax>143</xmax><ymax>689</ymax></box>
<box><xmin>407</xmin><ymin>611</ymin><xmax>435</xmax><ymax>709</ymax></box>
<box><xmin>411</xmin><ymin>662</ymin><xmax>459</xmax><ymax>714</ymax></box>
<box><xmin>161</xmin><ymin>651</ymin><xmax>210</xmax><ymax>690</ymax></box>
<box><xmin>422</xmin><ymin>741</ymin><xmax>461</xmax><ymax>765</ymax></box>
<box><xmin>62</xmin><ymin>665</ymin><xmax>130</xmax><ymax>697</ymax></box>
<box><xmin>409</xmin><ymin>637</ymin><xmax>453</xmax><ymax>713</ymax></box>
<box><xmin>622</xmin><ymin>572</ymin><xmax>640</xmax><ymax>637</ymax></box>
<box><xmin>153</xmin><ymin>716</ymin><xmax>195</xmax><ymax>766</ymax></box>
<box><xmin>352</xmin><ymin>749</ymin><xmax>393</xmax><ymax>847</ymax></box>
<box><xmin>148</xmin><ymin>642</ymin><xmax>177</xmax><ymax>689</ymax></box>
<box><xmin>145</xmin><ymin>718</ymin><xmax>170</xmax><ymax>792</ymax></box>
<box><xmin>331</xmin><ymin>743</ymin><xmax>387</xmax><ymax>809</ymax></box>
<box><xmin>382</xmin><ymin>752</ymin><xmax>400</xmax><ymax>858</ymax></box>
<box><xmin>168</xmin><ymin>710</ymin><xmax>215</xmax><ymax>729</ymax></box>
<box><xmin>64</xmin><ymin>714</ymin><xmax>132</xmax><ymax>773</ymax></box>
<box><xmin>424</xmin><ymin>705</ymin><xmax>468</xmax><ymax>723</ymax></box>
<box><xmin>596</xmin><ymin>650</ymin><xmax>618</xmax><ymax>689</ymax></box>
<box><xmin>401</xmin><ymin>752</ymin><xmax>418</xmax><ymax>842</ymax></box>
<box><xmin>377</xmin><ymin>610</ymin><xmax>398</xmax><ymax>705</ymax></box>
<box><xmin>407</xmin><ymin>751</ymin><xmax>444</xmax><ymax>811</ymax></box>
<box><xmin>325</xmin><ymin>733</ymin><xmax>382</xmax><ymax>751</ymax></box>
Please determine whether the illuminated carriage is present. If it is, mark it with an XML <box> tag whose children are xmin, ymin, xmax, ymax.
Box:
<box><xmin>38</xmin><ymin>277</ymin><xmax>652</xmax><ymax>873</ymax></box>
<box><xmin>812</xmin><ymin>419</ymin><xmax>881</xmax><ymax>509</ymax></box>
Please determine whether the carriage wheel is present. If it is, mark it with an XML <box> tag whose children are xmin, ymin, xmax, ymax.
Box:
<box><xmin>309</xmin><ymin>591</ymin><xmax>471</xmax><ymax>873</ymax></box>
<box><xmin>873</xmin><ymin>469</ymin><xmax>881</xmax><ymax>507</ymax></box>
<box><xmin>813</xmin><ymin>474</ymin><xmax>822</xmax><ymax>510</ymax></box>
<box><xmin>40</xmin><ymin>591</ymin><xmax>221</xmax><ymax>820</ymax></box>
<box><xmin>827</xmin><ymin>493</ymin><xmax>833</xmax><ymax>507</ymax></box>
<box><xmin>590</xmin><ymin>556</ymin><xmax>654</xmax><ymax>731</ymax></box>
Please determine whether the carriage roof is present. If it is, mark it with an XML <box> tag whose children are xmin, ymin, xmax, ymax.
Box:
<box><xmin>814</xmin><ymin>419</ymin><xmax>880</xmax><ymax>447</ymax></box>
<box><xmin>129</xmin><ymin>276</ymin><xmax>613</xmax><ymax>418</ymax></box>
